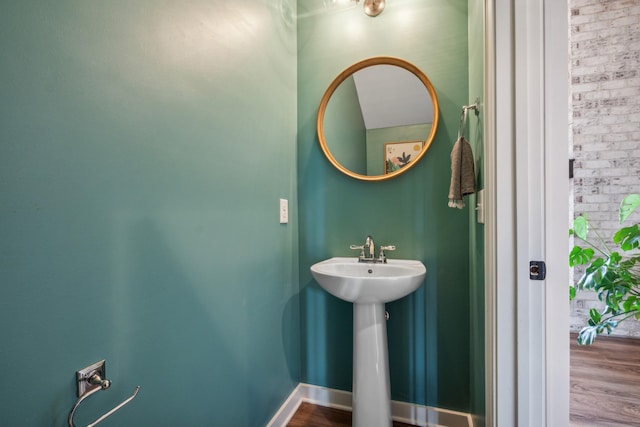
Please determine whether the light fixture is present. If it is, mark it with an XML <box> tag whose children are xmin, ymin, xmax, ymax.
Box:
<box><xmin>362</xmin><ymin>0</ymin><xmax>386</xmax><ymax>17</ymax></box>
<box><xmin>323</xmin><ymin>0</ymin><xmax>386</xmax><ymax>17</ymax></box>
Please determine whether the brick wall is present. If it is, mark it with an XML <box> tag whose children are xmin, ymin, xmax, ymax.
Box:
<box><xmin>570</xmin><ymin>0</ymin><xmax>640</xmax><ymax>337</ymax></box>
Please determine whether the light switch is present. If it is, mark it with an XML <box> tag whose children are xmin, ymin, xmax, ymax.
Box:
<box><xmin>279</xmin><ymin>199</ymin><xmax>288</xmax><ymax>224</ymax></box>
<box><xmin>476</xmin><ymin>189</ymin><xmax>485</xmax><ymax>224</ymax></box>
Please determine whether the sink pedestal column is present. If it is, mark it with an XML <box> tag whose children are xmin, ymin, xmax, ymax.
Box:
<box><xmin>352</xmin><ymin>302</ymin><xmax>392</xmax><ymax>427</ymax></box>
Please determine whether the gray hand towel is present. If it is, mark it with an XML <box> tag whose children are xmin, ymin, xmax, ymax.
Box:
<box><xmin>448</xmin><ymin>136</ymin><xmax>476</xmax><ymax>209</ymax></box>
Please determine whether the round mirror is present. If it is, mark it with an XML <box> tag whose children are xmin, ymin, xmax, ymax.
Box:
<box><xmin>317</xmin><ymin>57</ymin><xmax>439</xmax><ymax>181</ymax></box>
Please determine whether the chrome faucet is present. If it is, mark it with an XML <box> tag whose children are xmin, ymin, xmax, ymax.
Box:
<box><xmin>350</xmin><ymin>235</ymin><xmax>395</xmax><ymax>263</ymax></box>
<box><xmin>350</xmin><ymin>236</ymin><xmax>374</xmax><ymax>262</ymax></box>
<box><xmin>364</xmin><ymin>235</ymin><xmax>375</xmax><ymax>260</ymax></box>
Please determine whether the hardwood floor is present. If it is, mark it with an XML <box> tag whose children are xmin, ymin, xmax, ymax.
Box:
<box><xmin>287</xmin><ymin>335</ymin><xmax>640</xmax><ymax>427</ymax></box>
<box><xmin>287</xmin><ymin>402</ymin><xmax>417</xmax><ymax>427</ymax></box>
<box><xmin>570</xmin><ymin>333</ymin><xmax>640</xmax><ymax>426</ymax></box>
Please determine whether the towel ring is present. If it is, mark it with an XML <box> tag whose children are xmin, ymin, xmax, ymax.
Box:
<box><xmin>458</xmin><ymin>98</ymin><xmax>480</xmax><ymax>139</ymax></box>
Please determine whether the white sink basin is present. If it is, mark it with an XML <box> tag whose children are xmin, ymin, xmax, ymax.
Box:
<box><xmin>310</xmin><ymin>257</ymin><xmax>426</xmax><ymax>303</ymax></box>
<box><xmin>310</xmin><ymin>256</ymin><xmax>427</xmax><ymax>426</ymax></box>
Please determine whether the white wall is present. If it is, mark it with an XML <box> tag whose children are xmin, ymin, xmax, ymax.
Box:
<box><xmin>570</xmin><ymin>0</ymin><xmax>640</xmax><ymax>337</ymax></box>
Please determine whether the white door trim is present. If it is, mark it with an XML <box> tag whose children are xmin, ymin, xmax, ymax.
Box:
<box><xmin>542</xmin><ymin>0</ymin><xmax>570</xmax><ymax>423</ymax></box>
<box><xmin>485</xmin><ymin>0</ymin><xmax>518</xmax><ymax>425</ymax></box>
<box><xmin>486</xmin><ymin>0</ymin><xmax>569</xmax><ymax>425</ymax></box>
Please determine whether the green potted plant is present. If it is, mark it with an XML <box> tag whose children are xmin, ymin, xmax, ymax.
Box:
<box><xmin>569</xmin><ymin>194</ymin><xmax>640</xmax><ymax>345</ymax></box>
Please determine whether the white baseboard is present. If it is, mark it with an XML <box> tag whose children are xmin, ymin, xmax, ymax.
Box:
<box><xmin>266</xmin><ymin>383</ymin><xmax>473</xmax><ymax>427</ymax></box>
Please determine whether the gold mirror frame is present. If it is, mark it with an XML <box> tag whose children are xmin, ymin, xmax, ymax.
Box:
<box><xmin>316</xmin><ymin>56</ymin><xmax>439</xmax><ymax>181</ymax></box>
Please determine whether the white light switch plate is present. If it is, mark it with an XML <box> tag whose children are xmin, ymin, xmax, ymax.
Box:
<box><xmin>476</xmin><ymin>189</ymin><xmax>485</xmax><ymax>224</ymax></box>
<box><xmin>279</xmin><ymin>199</ymin><xmax>288</xmax><ymax>224</ymax></box>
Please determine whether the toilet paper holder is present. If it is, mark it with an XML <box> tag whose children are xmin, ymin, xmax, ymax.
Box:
<box><xmin>68</xmin><ymin>360</ymin><xmax>140</xmax><ymax>427</ymax></box>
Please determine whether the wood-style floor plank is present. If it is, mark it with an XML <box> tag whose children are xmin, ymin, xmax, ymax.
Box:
<box><xmin>288</xmin><ymin>334</ymin><xmax>640</xmax><ymax>427</ymax></box>
<box><xmin>287</xmin><ymin>402</ymin><xmax>417</xmax><ymax>427</ymax></box>
<box><xmin>570</xmin><ymin>333</ymin><xmax>640</xmax><ymax>427</ymax></box>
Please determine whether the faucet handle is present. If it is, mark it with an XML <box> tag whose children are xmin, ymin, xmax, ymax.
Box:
<box><xmin>350</xmin><ymin>244</ymin><xmax>365</xmax><ymax>257</ymax></box>
<box><xmin>378</xmin><ymin>245</ymin><xmax>396</xmax><ymax>262</ymax></box>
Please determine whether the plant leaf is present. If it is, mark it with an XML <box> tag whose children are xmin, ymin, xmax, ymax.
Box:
<box><xmin>571</xmin><ymin>195</ymin><xmax>640</xmax><ymax>344</ymax></box>
<box><xmin>569</xmin><ymin>246</ymin><xmax>594</xmax><ymax>266</ymax></box>
<box><xmin>577</xmin><ymin>326</ymin><xmax>597</xmax><ymax>345</ymax></box>
<box><xmin>623</xmin><ymin>295</ymin><xmax>638</xmax><ymax>312</ymax></box>
<box><xmin>613</xmin><ymin>225</ymin><xmax>640</xmax><ymax>251</ymax></box>
<box><xmin>605</xmin><ymin>319</ymin><xmax>618</xmax><ymax>334</ymax></box>
<box><xmin>577</xmin><ymin>257</ymin><xmax>605</xmax><ymax>290</ymax></box>
<box><xmin>572</xmin><ymin>216</ymin><xmax>589</xmax><ymax>240</ymax></box>
<box><xmin>619</xmin><ymin>194</ymin><xmax>640</xmax><ymax>223</ymax></box>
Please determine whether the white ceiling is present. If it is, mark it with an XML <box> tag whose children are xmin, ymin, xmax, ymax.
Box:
<box><xmin>352</xmin><ymin>64</ymin><xmax>434</xmax><ymax>130</ymax></box>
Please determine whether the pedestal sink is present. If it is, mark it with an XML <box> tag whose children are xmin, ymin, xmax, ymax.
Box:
<box><xmin>310</xmin><ymin>257</ymin><xmax>426</xmax><ymax>427</ymax></box>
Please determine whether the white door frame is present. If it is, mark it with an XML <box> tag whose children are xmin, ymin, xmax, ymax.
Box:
<box><xmin>486</xmin><ymin>0</ymin><xmax>569</xmax><ymax>425</ymax></box>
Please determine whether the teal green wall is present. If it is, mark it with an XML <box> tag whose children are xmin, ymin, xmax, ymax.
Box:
<box><xmin>324</xmin><ymin>76</ymin><xmax>367</xmax><ymax>174</ymax></box>
<box><xmin>0</xmin><ymin>1</ymin><xmax>299</xmax><ymax>426</ymax></box>
<box><xmin>0</xmin><ymin>1</ymin><xmax>485</xmax><ymax>424</ymax></box>
<box><xmin>298</xmin><ymin>0</ymin><xmax>475</xmax><ymax>412</ymax></box>
<box><xmin>468</xmin><ymin>0</ymin><xmax>486</xmax><ymax>423</ymax></box>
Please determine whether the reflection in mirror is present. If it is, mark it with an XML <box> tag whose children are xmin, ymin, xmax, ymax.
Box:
<box><xmin>317</xmin><ymin>57</ymin><xmax>439</xmax><ymax>181</ymax></box>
